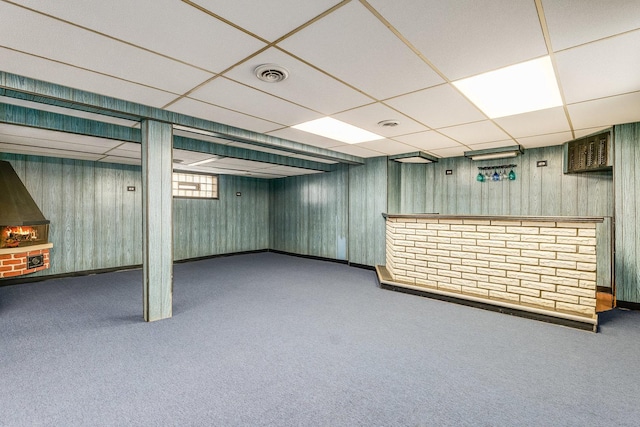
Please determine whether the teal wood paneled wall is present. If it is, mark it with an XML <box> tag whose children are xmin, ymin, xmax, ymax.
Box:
<box><xmin>1</xmin><ymin>153</ymin><xmax>143</xmax><ymax>277</ymax></box>
<box><xmin>348</xmin><ymin>157</ymin><xmax>388</xmax><ymax>266</ymax></box>
<box><xmin>399</xmin><ymin>145</ymin><xmax>612</xmax><ymax>217</ymax></box>
<box><xmin>614</xmin><ymin>123</ymin><xmax>640</xmax><ymax>303</ymax></box>
<box><xmin>173</xmin><ymin>174</ymin><xmax>269</xmax><ymax>260</ymax></box>
<box><xmin>269</xmin><ymin>166</ymin><xmax>348</xmax><ymax>260</ymax></box>
<box><xmin>0</xmin><ymin>153</ymin><xmax>270</xmax><ymax>279</ymax></box>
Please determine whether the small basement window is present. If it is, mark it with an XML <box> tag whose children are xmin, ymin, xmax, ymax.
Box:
<box><xmin>172</xmin><ymin>171</ymin><xmax>218</xmax><ymax>199</ymax></box>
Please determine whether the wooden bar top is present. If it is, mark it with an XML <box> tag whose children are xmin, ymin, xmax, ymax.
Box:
<box><xmin>382</xmin><ymin>213</ymin><xmax>606</xmax><ymax>223</ymax></box>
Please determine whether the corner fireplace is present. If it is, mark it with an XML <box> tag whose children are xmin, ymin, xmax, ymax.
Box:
<box><xmin>0</xmin><ymin>160</ymin><xmax>53</xmax><ymax>278</ymax></box>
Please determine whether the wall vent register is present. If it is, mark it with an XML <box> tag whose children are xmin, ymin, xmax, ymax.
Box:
<box><xmin>564</xmin><ymin>130</ymin><xmax>612</xmax><ymax>173</ymax></box>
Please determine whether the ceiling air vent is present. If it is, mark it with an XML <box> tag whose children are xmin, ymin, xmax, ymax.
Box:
<box><xmin>255</xmin><ymin>64</ymin><xmax>289</xmax><ymax>83</ymax></box>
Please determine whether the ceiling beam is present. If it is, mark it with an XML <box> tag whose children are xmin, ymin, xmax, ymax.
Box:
<box><xmin>0</xmin><ymin>72</ymin><xmax>365</xmax><ymax>165</ymax></box>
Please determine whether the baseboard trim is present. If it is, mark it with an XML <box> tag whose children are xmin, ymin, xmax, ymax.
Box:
<box><xmin>174</xmin><ymin>249</ymin><xmax>268</xmax><ymax>264</ymax></box>
<box><xmin>268</xmin><ymin>250</ymin><xmax>349</xmax><ymax>265</ymax></box>
<box><xmin>616</xmin><ymin>300</ymin><xmax>640</xmax><ymax>311</ymax></box>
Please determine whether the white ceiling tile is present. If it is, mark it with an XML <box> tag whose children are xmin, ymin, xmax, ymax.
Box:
<box><xmin>556</xmin><ymin>31</ymin><xmax>640</xmax><ymax>104</ymax></box>
<box><xmin>104</xmin><ymin>144</ymin><xmax>141</xmax><ymax>158</ymax></box>
<box><xmin>493</xmin><ymin>107</ymin><xmax>570</xmax><ymax>138</ymax></box>
<box><xmin>465</xmin><ymin>140</ymin><xmax>517</xmax><ymax>150</ymax></box>
<box><xmin>326</xmin><ymin>144</ymin><xmax>384</xmax><ymax>158</ymax></box>
<box><xmin>260</xmin><ymin>165</ymin><xmax>323</xmax><ymax>175</ymax></box>
<box><xmin>428</xmin><ymin>146</ymin><xmax>467</xmax><ymax>158</ymax></box>
<box><xmin>0</xmin><ymin>48</ymin><xmax>177</xmax><ymax>108</ymax></box>
<box><xmin>279</xmin><ymin>1</ymin><xmax>444</xmax><ymax>100</ymax></box>
<box><xmin>332</xmin><ymin>103</ymin><xmax>428</xmax><ymax>137</ymax></box>
<box><xmin>393</xmin><ymin>131</ymin><xmax>462</xmax><ymax>151</ymax></box>
<box><xmin>574</xmin><ymin>126</ymin><xmax>612</xmax><ymax>139</ymax></box>
<box><xmin>189</xmin><ymin>0</ymin><xmax>341</xmax><ymax>41</ymax></box>
<box><xmin>188</xmin><ymin>77</ymin><xmax>322</xmax><ymax>126</ymax></box>
<box><xmin>224</xmin><ymin>47</ymin><xmax>372</xmax><ymax>114</ymax></box>
<box><xmin>266</xmin><ymin>128</ymin><xmax>340</xmax><ymax>149</ymax></box>
<box><xmin>438</xmin><ymin>121</ymin><xmax>511</xmax><ymax>145</ymax></box>
<box><xmin>354</xmin><ymin>139</ymin><xmax>416</xmax><ymax>155</ymax></box>
<box><xmin>368</xmin><ymin>0</ymin><xmax>547</xmax><ymax>79</ymax></box>
<box><xmin>516</xmin><ymin>131</ymin><xmax>574</xmax><ymax>148</ymax></box>
<box><xmin>0</xmin><ymin>124</ymin><xmax>123</xmax><ymax>151</ymax></box>
<box><xmin>0</xmin><ymin>142</ymin><xmax>104</xmax><ymax>161</ymax></box>
<box><xmin>543</xmin><ymin>0</ymin><xmax>640</xmax><ymax>51</ymax></box>
<box><xmin>167</xmin><ymin>97</ymin><xmax>281</xmax><ymax>134</ymax></box>
<box><xmin>0</xmin><ymin>2</ymin><xmax>213</xmax><ymax>95</ymax></box>
<box><xmin>212</xmin><ymin>158</ymin><xmax>272</xmax><ymax>169</ymax></box>
<box><xmin>567</xmin><ymin>92</ymin><xmax>640</xmax><ymax>129</ymax></box>
<box><xmin>12</xmin><ymin>0</ymin><xmax>266</xmax><ymax>74</ymax></box>
<box><xmin>385</xmin><ymin>84</ymin><xmax>486</xmax><ymax>129</ymax></box>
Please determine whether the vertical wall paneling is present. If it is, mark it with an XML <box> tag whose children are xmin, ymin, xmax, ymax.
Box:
<box><xmin>614</xmin><ymin>123</ymin><xmax>640</xmax><ymax>303</ymax></box>
<box><xmin>141</xmin><ymin>119</ymin><xmax>173</xmax><ymax>322</ymax></box>
<box><xmin>348</xmin><ymin>157</ymin><xmax>387</xmax><ymax>266</ymax></box>
<box><xmin>386</xmin><ymin>160</ymin><xmax>401</xmax><ymax>214</ymax></box>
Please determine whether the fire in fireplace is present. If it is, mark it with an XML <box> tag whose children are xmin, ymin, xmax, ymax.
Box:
<box><xmin>1</xmin><ymin>224</ymin><xmax>49</xmax><ymax>248</ymax></box>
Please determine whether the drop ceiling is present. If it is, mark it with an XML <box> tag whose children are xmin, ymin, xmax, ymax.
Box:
<box><xmin>1</xmin><ymin>0</ymin><xmax>639</xmax><ymax>176</ymax></box>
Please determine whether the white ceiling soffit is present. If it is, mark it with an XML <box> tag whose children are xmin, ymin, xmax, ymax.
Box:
<box><xmin>0</xmin><ymin>0</ymin><xmax>639</xmax><ymax>166</ymax></box>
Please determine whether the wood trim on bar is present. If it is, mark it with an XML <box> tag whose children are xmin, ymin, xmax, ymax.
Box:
<box><xmin>382</xmin><ymin>213</ymin><xmax>606</xmax><ymax>223</ymax></box>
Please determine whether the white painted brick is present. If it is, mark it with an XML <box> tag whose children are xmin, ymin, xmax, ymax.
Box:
<box><xmin>539</xmin><ymin>259</ymin><xmax>577</xmax><ymax>269</ymax></box>
<box><xmin>579</xmin><ymin>280</ymin><xmax>596</xmax><ymax>290</ymax></box>
<box><xmin>438</xmin><ymin>269</ymin><xmax>462</xmax><ymax>279</ymax></box>
<box><xmin>507</xmin><ymin>241</ymin><xmax>540</xmax><ymax>250</ymax></box>
<box><xmin>452</xmin><ymin>264</ymin><xmax>477</xmax><ymax>274</ymax></box>
<box><xmin>490</xmin><ymin>220</ymin><xmax>521</xmax><ymax>226</ymax></box>
<box><xmin>520</xmin><ymin>295</ymin><xmax>556</xmax><ymax>309</ymax></box>
<box><xmin>396</xmin><ymin>218</ymin><xmax>417</xmax><ymax>223</ymax></box>
<box><xmin>477</xmin><ymin>240</ymin><xmax>507</xmax><ymax>248</ymax></box>
<box><xmin>450</xmin><ymin>238</ymin><xmax>478</xmax><ymax>246</ymax></box>
<box><xmin>461</xmin><ymin>232</ymin><xmax>490</xmax><ymax>239</ymax></box>
<box><xmin>541</xmin><ymin>275</ymin><xmax>579</xmax><ymax>287</ymax></box>
<box><xmin>462</xmin><ymin>286</ymin><xmax>489</xmax><ymax>297</ymax></box>
<box><xmin>507</xmin><ymin>271</ymin><xmax>540</xmax><ymax>282</ymax></box>
<box><xmin>429</xmin><ymin>274</ymin><xmax>452</xmax><ymax>284</ymax></box>
<box><xmin>489</xmin><ymin>290</ymin><xmax>520</xmax><ymax>303</ymax></box>
<box><xmin>557</xmin><ymin>222</ymin><xmax>595</xmax><ymax>229</ymax></box>
<box><xmin>505</xmin><ymin>256</ymin><xmax>539</xmax><ymax>266</ymax></box>
<box><xmin>428</xmin><ymin>236</ymin><xmax>451</xmax><ymax>244</ymax></box>
<box><xmin>426</xmin><ymin>223</ymin><xmax>450</xmax><ymax>230</ymax></box>
<box><xmin>415</xmin><ymin>254</ymin><xmax>438</xmax><ymax>262</ymax></box>
<box><xmin>490</xmin><ymin>262</ymin><xmax>521</xmax><ymax>272</ymax></box>
<box><xmin>462</xmin><ymin>245</ymin><xmax>485</xmax><ymax>253</ymax></box>
<box><xmin>416</xmin><ymin>218</ymin><xmax>440</xmax><ymax>224</ymax></box>
<box><xmin>521</xmin><ymin>250</ymin><xmax>556</xmax><ymax>260</ymax></box>
<box><xmin>429</xmin><ymin>262</ymin><xmax>451</xmax><ymax>271</ymax></box>
<box><xmin>462</xmin><ymin>272</ymin><xmax>489</xmax><ymax>282</ymax></box>
<box><xmin>506</xmin><ymin>226</ymin><xmax>540</xmax><ymax>235</ymax></box>
<box><xmin>557</xmin><ymin>252</ymin><xmax>596</xmax><ymax>263</ymax></box>
<box><xmin>489</xmin><ymin>276</ymin><xmax>517</xmax><ymax>286</ymax></box>
<box><xmin>477</xmin><ymin>253</ymin><xmax>506</xmax><ymax>263</ymax></box>
<box><xmin>396</xmin><ymin>252</ymin><xmax>416</xmax><ymax>260</ymax></box>
<box><xmin>578</xmin><ymin>229</ymin><xmax>596</xmax><ymax>237</ymax></box>
<box><xmin>450</xmin><ymin>225</ymin><xmax>477</xmax><ymax>232</ymax></box>
<box><xmin>400</xmin><ymin>229</ymin><xmax>416</xmax><ymax>235</ymax></box>
<box><xmin>462</xmin><ymin>259</ymin><xmax>489</xmax><ymax>268</ymax></box>
<box><xmin>578</xmin><ymin>246</ymin><xmax>596</xmax><ymax>255</ymax></box>
<box><xmin>478</xmin><ymin>281</ymin><xmax>507</xmax><ymax>292</ymax></box>
<box><xmin>451</xmin><ymin>278</ymin><xmax>479</xmax><ymax>288</ymax></box>
<box><xmin>507</xmin><ymin>286</ymin><xmax>540</xmax><ymax>297</ymax></box>
<box><xmin>406</xmin><ymin>247</ymin><xmax>427</xmax><ymax>255</ymax></box>
<box><xmin>540</xmin><ymin>291</ymin><xmax>579</xmax><ymax>304</ymax></box>
<box><xmin>489</xmin><ymin>233</ymin><xmax>521</xmax><ymax>241</ymax></box>
<box><xmin>556</xmin><ymin>285</ymin><xmax>594</xmax><ymax>298</ymax></box>
<box><xmin>437</xmin><ymin>256</ymin><xmax>463</xmax><ymax>265</ymax></box>
<box><xmin>407</xmin><ymin>271</ymin><xmax>428</xmax><ymax>280</ymax></box>
<box><xmin>427</xmin><ymin>249</ymin><xmax>450</xmax><ymax>257</ymax></box>
<box><xmin>555</xmin><ymin>302</ymin><xmax>595</xmax><ymax>316</ymax></box>
<box><xmin>477</xmin><ymin>225</ymin><xmax>506</xmax><ymax>233</ymax></box>
<box><xmin>439</xmin><ymin>219</ymin><xmax>464</xmax><ymax>225</ymax></box>
<box><xmin>415</xmin><ymin>241</ymin><xmax>438</xmax><ymax>249</ymax></box>
<box><xmin>438</xmin><ymin>283</ymin><xmax>462</xmax><ymax>292</ymax></box>
<box><xmin>577</xmin><ymin>262</ymin><xmax>596</xmax><ymax>272</ymax></box>
<box><xmin>438</xmin><ymin>244</ymin><xmax>463</xmax><ymax>252</ymax></box>
<box><xmin>520</xmin><ymin>265</ymin><xmax>556</xmax><ymax>276</ymax></box>
<box><xmin>406</xmin><ymin>259</ymin><xmax>427</xmax><ymax>267</ymax></box>
<box><xmin>579</xmin><ymin>297</ymin><xmax>597</xmax><ymax>307</ymax></box>
<box><xmin>438</xmin><ymin>230</ymin><xmax>462</xmax><ymax>238</ymax></box>
<box><xmin>394</xmin><ymin>239</ymin><xmax>415</xmax><ymax>247</ymax></box>
<box><xmin>539</xmin><ymin>243</ymin><xmax>577</xmax><ymax>253</ymax></box>
<box><xmin>539</xmin><ymin>227</ymin><xmax>577</xmax><ymax>236</ymax></box>
<box><xmin>520</xmin><ymin>280</ymin><xmax>556</xmax><ymax>292</ymax></box>
<box><xmin>521</xmin><ymin>235</ymin><xmax>556</xmax><ymax>243</ymax></box>
<box><xmin>415</xmin><ymin>277</ymin><xmax>437</xmax><ymax>288</ymax></box>
<box><xmin>415</xmin><ymin>266</ymin><xmax>438</xmax><ymax>275</ymax></box>
<box><xmin>415</xmin><ymin>229</ymin><xmax>438</xmax><ymax>236</ymax></box>
<box><xmin>405</xmin><ymin>223</ymin><xmax>427</xmax><ymax>229</ymax></box>
<box><xmin>556</xmin><ymin>236</ymin><xmax>596</xmax><ymax>246</ymax></box>
<box><xmin>477</xmin><ymin>267</ymin><xmax>505</xmax><ymax>277</ymax></box>
<box><xmin>556</xmin><ymin>269</ymin><xmax>596</xmax><ymax>281</ymax></box>
<box><xmin>462</xmin><ymin>219</ymin><xmax>491</xmax><ymax>226</ymax></box>
<box><xmin>395</xmin><ymin>275</ymin><xmax>415</xmax><ymax>284</ymax></box>
<box><xmin>489</xmin><ymin>247</ymin><xmax>521</xmax><ymax>256</ymax></box>
<box><xmin>450</xmin><ymin>251</ymin><xmax>477</xmax><ymax>260</ymax></box>
<box><xmin>406</xmin><ymin>234</ymin><xmax>426</xmax><ymax>241</ymax></box>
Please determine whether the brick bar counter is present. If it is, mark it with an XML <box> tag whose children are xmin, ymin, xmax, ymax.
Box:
<box><xmin>377</xmin><ymin>214</ymin><xmax>612</xmax><ymax>331</ymax></box>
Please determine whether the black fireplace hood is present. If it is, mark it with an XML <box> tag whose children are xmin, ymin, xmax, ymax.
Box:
<box><xmin>0</xmin><ymin>160</ymin><xmax>49</xmax><ymax>226</ymax></box>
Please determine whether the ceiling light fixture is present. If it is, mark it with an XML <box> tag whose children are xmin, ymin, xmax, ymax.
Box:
<box><xmin>452</xmin><ymin>56</ymin><xmax>562</xmax><ymax>118</ymax></box>
<box><xmin>188</xmin><ymin>157</ymin><xmax>220</xmax><ymax>167</ymax></box>
<box><xmin>292</xmin><ymin>117</ymin><xmax>384</xmax><ymax>144</ymax></box>
<box><xmin>389</xmin><ymin>151</ymin><xmax>438</xmax><ymax>164</ymax></box>
<box><xmin>255</xmin><ymin>64</ymin><xmax>289</xmax><ymax>83</ymax></box>
<box><xmin>464</xmin><ymin>145</ymin><xmax>524</xmax><ymax>161</ymax></box>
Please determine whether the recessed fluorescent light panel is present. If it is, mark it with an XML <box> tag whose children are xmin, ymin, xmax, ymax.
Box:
<box><xmin>292</xmin><ymin>117</ymin><xmax>384</xmax><ymax>144</ymax></box>
<box><xmin>453</xmin><ymin>56</ymin><xmax>562</xmax><ymax>119</ymax></box>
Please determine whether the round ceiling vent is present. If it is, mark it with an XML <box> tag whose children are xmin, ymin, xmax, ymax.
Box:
<box><xmin>254</xmin><ymin>64</ymin><xmax>289</xmax><ymax>83</ymax></box>
<box><xmin>378</xmin><ymin>119</ymin><xmax>400</xmax><ymax>128</ymax></box>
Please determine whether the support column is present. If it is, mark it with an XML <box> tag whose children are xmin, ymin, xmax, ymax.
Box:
<box><xmin>141</xmin><ymin>119</ymin><xmax>173</xmax><ymax>321</ymax></box>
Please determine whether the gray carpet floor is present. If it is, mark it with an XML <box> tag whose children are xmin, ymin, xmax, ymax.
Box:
<box><xmin>1</xmin><ymin>252</ymin><xmax>639</xmax><ymax>426</ymax></box>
